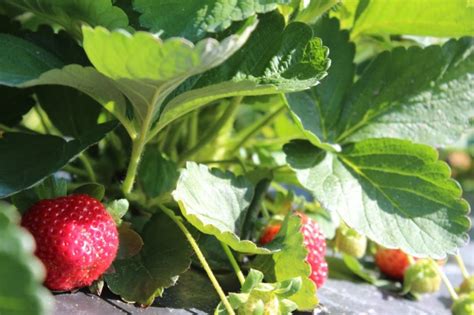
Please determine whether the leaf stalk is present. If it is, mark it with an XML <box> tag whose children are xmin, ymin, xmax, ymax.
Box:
<box><xmin>433</xmin><ymin>259</ymin><xmax>458</xmax><ymax>301</ymax></box>
<box><xmin>79</xmin><ymin>154</ymin><xmax>96</xmax><ymax>182</ymax></box>
<box><xmin>161</xmin><ymin>205</ymin><xmax>236</xmax><ymax>315</ymax></box>
<box><xmin>122</xmin><ymin>107</ymin><xmax>154</xmax><ymax>195</ymax></box>
<box><xmin>178</xmin><ymin>96</ymin><xmax>243</xmax><ymax>164</ymax></box>
<box><xmin>229</xmin><ymin>101</ymin><xmax>286</xmax><ymax>153</ymax></box>
<box><xmin>454</xmin><ymin>253</ymin><xmax>470</xmax><ymax>280</ymax></box>
<box><xmin>220</xmin><ymin>242</ymin><xmax>246</xmax><ymax>285</ymax></box>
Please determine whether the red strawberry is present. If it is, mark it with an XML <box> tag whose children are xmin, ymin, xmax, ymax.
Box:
<box><xmin>21</xmin><ymin>194</ymin><xmax>119</xmax><ymax>291</ymax></box>
<box><xmin>259</xmin><ymin>224</ymin><xmax>281</xmax><ymax>245</ymax></box>
<box><xmin>259</xmin><ymin>213</ymin><xmax>328</xmax><ymax>288</ymax></box>
<box><xmin>375</xmin><ymin>248</ymin><xmax>411</xmax><ymax>280</ymax></box>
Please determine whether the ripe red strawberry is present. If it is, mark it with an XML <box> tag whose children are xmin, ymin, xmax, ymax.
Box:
<box><xmin>259</xmin><ymin>224</ymin><xmax>281</xmax><ymax>245</ymax></box>
<box><xmin>21</xmin><ymin>194</ymin><xmax>119</xmax><ymax>291</ymax></box>
<box><xmin>375</xmin><ymin>248</ymin><xmax>411</xmax><ymax>280</ymax></box>
<box><xmin>259</xmin><ymin>213</ymin><xmax>328</xmax><ymax>288</ymax></box>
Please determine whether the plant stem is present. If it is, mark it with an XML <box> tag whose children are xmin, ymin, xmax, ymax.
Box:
<box><xmin>261</xmin><ymin>202</ymin><xmax>271</xmax><ymax>221</ymax></box>
<box><xmin>220</xmin><ymin>242</ymin><xmax>245</xmax><ymax>285</ymax></box>
<box><xmin>454</xmin><ymin>253</ymin><xmax>470</xmax><ymax>280</ymax></box>
<box><xmin>188</xmin><ymin>110</ymin><xmax>199</xmax><ymax>149</ymax></box>
<box><xmin>34</xmin><ymin>106</ymin><xmax>52</xmax><ymax>134</ymax></box>
<box><xmin>229</xmin><ymin>102</ymin><xmax>286</xmax><ymax>154</ymax></box>
<box><xmin>0</xmin><ymin>124</ymin><xmax>16</xmax><ymax>133</ymax></box>
<box><xmin>178</xmin><ymin>97</ymin><xmax>242</xmax><ymax>164</ymax></box>
<box><xmin>434</xmin><ymin>259</ymin><xmax>459</xmax><ymax>300</ymax></box>
<box><xmin>122</xmin><ymin>108</ymin><xmax>154</xmax><ymax>195</ymax></box>
<box><xmin>167</xmin><ymin>122</ymin><xmax>184</xmax><ymax>160</ymax></box>
<box><xmin>160</xmin><ymin>206</ymin><xmax>235</xmax><ymax>315</ymax></box>
<box><xmin>79</xmin><ymin>154</ymin><xmax>96</xmax><ymax>182</ymax></box>
<box><xmin>63</xmin><ymin>165</ymin><xmax>89</xmax><ymax>177</ymax></box>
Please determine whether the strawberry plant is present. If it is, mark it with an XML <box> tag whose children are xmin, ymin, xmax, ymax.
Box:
<box><xmin>0</xmin><ymin>0</ymin><xmax>473</xmax><ymax>314</ymax></box>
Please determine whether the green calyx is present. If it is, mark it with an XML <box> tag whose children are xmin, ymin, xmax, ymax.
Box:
<box><xmin>458</xmin><ymin>275</ymin><xmax>474</xmax><ymax>295</ymax></box>
<box><xmin>452</xmin><ymin>292</ymin><xmax>474</xmax><ymax>315</ymax></box>
<box><xmin>402</xmin><ymin>259</ymin><xmax>441</xmax><ymax>295</ymax></box>
<box><xmin>215</xmin><ymin>269</ymin><xmax>301</xmax><ymax>315</ymax></box>
<box><xmin>335</xmin><ymin>223</ymin><xmax>367</xmax><ymax>258</ymax></box>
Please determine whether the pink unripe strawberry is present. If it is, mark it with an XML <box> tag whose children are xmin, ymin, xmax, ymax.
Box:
<box><xmin>21</xmin><ymin>194</ymin><xmax>119</xmax><ymax>291</ymax></box>
<box><xmin>259</xmin><ymin>212</ymin><xmax>328</xmax><ymax>288</ymax></box>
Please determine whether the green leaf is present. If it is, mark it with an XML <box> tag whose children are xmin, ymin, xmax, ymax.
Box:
<box><xmin>135</xmin><ymin>0</ymin><xmax>289</xmax><ymax>41</ymax></box>
<box><xmin>241</xmin><ymin>269</ymin><xmax>265</xmax><ymax>293</ymax></box>
<box><xmin>0</xmin><ymin>86</ymin><xmax>35</xmax><ymax>126</ymax></box>
<box><xmin>216</xmin><ymin>269</ymin><xmax>301</xmax><ymax>315</ymax></box>
<box><xmin>325</xmin><ymin>256</ymin><xmax>366</xmax><ymax>282</ymax></box>
<box><xmin>196</xmin><ymin>234</ymin><xmax>233</xmax><ymax>271</ymax></box>
<box><xmin>173</xmin><ymin>162</ymin><xmax>271</xmax><ymax>254</ymax></box>
<box><xmin>287</xmin><ymin>27</ymin><xmax>474</xmax><ymax>148</ymax></box>
<box><xmin>351</xmin><ymin>0</ymin><xmax>474</xmax><ymax>38</ymax></box>
<box><xmin>294</xmin><ymin>0</ymin><xmax>340</xmax><ymax>24</ymax></box>
<box><xmin>153</xmin><ymin>12</ymin><xmax>330</xmax><ymax>135</ymax></box>
<box><xmin>197</xmin><ymin>12</ymin><xmax>329</xmax><ymax>91</ymax></box>
<box><xmin>252</xmin><ymin>215</ymin><xmax>318</xmax><ymax>310</ymax></box>
<box><xmin>11</xmin><ymin>189</ymin><xmax>39</xmax><ymax>214</ymax></box>
<box><xmin>116</xmin><ymin>223</ymin><xmax>144</xmax><ymax>260</ymax></box>
<box><xmin>22</xmin><ymin>65</ymin><xmax>134</xmax><ymax>137</ymax></box>
<box><xmin>106</xmin><ymin>199</ymin><xmax>129</xmax><ymax>225</ymax></box>
<box><xmin>0</xmin><ymin>34</ymin><xmax>63</xmax><ymax>86</ymax></box>
<box><xmin>0</xmin><ymin>121</ymin><xmax>117</xmax><ymax>198</ymax></box>
<box><xmin>157</xmin><ymin>268</ymin><xmax>224</xmax><ymax>312</ymax></box>
<box><xmin>284</xmin><ymin>138</ymin><xmax>471</xmax><ymax>258</ymax></box>
<box><xmin>0</xmin><ymin>202</ymin><xmax>53</xmax><ymax>315</ymax></box>
<box><xmin>2</xmin><ymin>0</ymin><xmax>128</xmax><ymax>38</ymax></box>
<box><xmin>73</xmin><ymin>183</ymin><xmax>105</xmax><ymax>200</ymax></box>
<box><xmin>337</xmin><ymin>38</ymin><xmax>474</xmax><ymax>147</ymax></box>
<box><xmin>138</xmin><ymin>147</ymin><xmax>179</xmax><ymax>198</ymax></box>
<box><xmin>105</xmin><ymin>211</ymin><xmax>194</xmax><ymax>305</ymax></box>
<box><xmin>341</xmin><ymin>254</ymin><xmax>384</xmax><ymax>285</ymax></box>
<box><xmin>34</xmin><ymin>176</ymin><xmax>68</xmax><ymax>200</ymax></box>
<box><xmin>286</xmin><ymin>17</ymin><xmax>354</xmax><ymax>146</ymax></box>
<box><xmin>36</xmin><ymin>86</ymin><xmax>103</xmax><ymax>138</ymax></box>
<box><xmin>154</xmin><ymin>81</ymin><xmax>278</xmax><ymax>136</ymax></box>
<box><xmin>0</xmin><ymin>34</ymin><xmax>134</xmax><ymax>135</ymax></box>
<box><xmin>82</xmin><ymin>21</ymin><xmax>256</xmax><ymax>124</ymax></box>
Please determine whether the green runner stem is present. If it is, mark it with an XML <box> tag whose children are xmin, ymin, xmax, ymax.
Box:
<box><xmin>220</xmin><ymin>242</ymin><xmax>245</xmax><ymax>285</ymax></box>
<box><xmin>161</xmin><ymin>205</ymin><xmax>236</xmax><ymax>315</ymax></box>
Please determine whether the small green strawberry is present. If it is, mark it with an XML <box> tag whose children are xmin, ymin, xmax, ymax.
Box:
<box><xmin>402</xmin><ymin>259</ymin><xmax>441</xmax><ymax>295</ymax></box>
<box><xmin>458</xmin><ymin>275</ymin><xmax>474</xmax><ymax>295</ymax></box>
<box><xmin>335</xmin><ymin>223</ymin><xmax>367</xmax><ymax>258</ymax></box>
<box><xmin>452</xmin><ymin>292</ymin><xmax>474</xmax><ymax>315</ymax></box>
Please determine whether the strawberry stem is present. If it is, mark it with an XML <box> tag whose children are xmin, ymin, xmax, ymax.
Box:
<box><xmin>178</xmin><ymin>96</ymin><xmax>242</xmax><ymax>165</ymax></box>
<box><xmin>161</xmin><ymin>205</ymin><xmax>236</xmax><ymax>315</ymax></box>
<box><xmin>432</xmin><ymin>259</ymin><xmax>458</xmax><ymax>301</ymax></box>
<box><xmin>228</xmin><ymin>99</ymin><xmax>286</xmax><ymax>154</ymax></box>
<box><xmin>79</xmin><ymin>154</ymin><xmax>96</xmax><ymax>182</ymax></box>
<box><xmin>454</xmin><ymin>253</ymin><xmax>470</xmax><ymax>280</ymax></box>
<box><xmin>220</xmin><ymin>242</ymin><xmax>245</xmax><ymax>285</ymax></box>
<box><xmin>122</xmin><ymin>107</ymin><xmax>154</xmax><ymax>195</ymax></box>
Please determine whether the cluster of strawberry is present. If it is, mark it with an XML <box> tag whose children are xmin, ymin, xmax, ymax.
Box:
<box><xmin>259</xmin><ymin>213</ymin><xmax>474</xmax><ymax>315</ymax></box>
<box><xmin>18</xmin><ymin>194</ymin><xmax>474</xmax><ymax>314</ymax></box>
